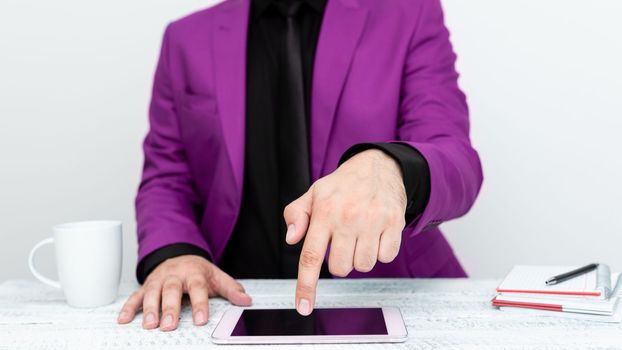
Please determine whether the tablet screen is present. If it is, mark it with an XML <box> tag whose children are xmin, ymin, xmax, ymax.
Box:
<box><xmin>230</xmin><ymin>308</ymin><xmax>388</xmax><ymax>336</ymax></box>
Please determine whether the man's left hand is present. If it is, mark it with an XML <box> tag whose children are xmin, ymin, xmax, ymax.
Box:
<box><xmin>283</xmin><ymin>149</ymin><xmax>407</xmax><ymax>316</ymax></box>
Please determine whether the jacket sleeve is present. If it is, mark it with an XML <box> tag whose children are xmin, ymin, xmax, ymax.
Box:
<box><xmin>394</xmin><ymin>0</ymin><xmax>483</xmax><ymax>237</ymax></box>
<box><xmin>135</xmin><ymin>24</ymin><xmax>213</xmax><ymax>279</ymax></box>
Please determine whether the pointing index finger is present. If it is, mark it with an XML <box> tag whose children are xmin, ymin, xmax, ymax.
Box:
<box><xmin>295</xmin><ymin>220</ymin><xmax>330</xmax><ymax>316</ymax></box>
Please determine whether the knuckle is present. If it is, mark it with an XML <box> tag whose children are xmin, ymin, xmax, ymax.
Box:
<box><xmin>158</xmin><ymin>259</ymin><xmax>179</xmax><ymax>273</ymax></box>
<box><xmin>328</xmin><ymin>251</ymin><xmax>353</xmax><ymax>277</ymax></box>
<box><xmin>388</xmin><ymin>209</ymin><xmax>404</xmax><ymax>225</ymax></box>
<box><xmin>148</xmin><ymin>266</ymin><xmax>165</xmax><ymax>278</ymax></box>
<box><xmin>162</xmin><ymin>278</ymin><xmax>181</xmax><ymax>291</ymax></box>
<box><xmin>191</xmin><ymin>301</ymin><xmax>209</xmax><ymax>310</ymax></box>
<box><xmin>378</xmin><ymin>240</ymin><xmax>401</xmax><ymax>263</ymax></box>
<box><xmin>161</xmin><ymin>305</ymin><xmax>178</xmax><ymax>314</ymax></box>
<box><xmin>165</xmin><ymin>261</ymin><xmax>178</xmax><ymax>271</ymax></box>
<box><xmin>372</xmin><ymin>204</ymin><xmax>389</xmax><ymax>217</ymax></box>
<box><xmin>312</xmin><ymin>178</ymin><xmax>326</xmax><ymax>192</ymax></box>
<box><xmin>144</xmin><ymin>280</ymin><xmax>162</xmax><ymax>292</ymax></box>
<box><xmin>128</xmin><ymin>290</ymin><xmax>143</xmax><ymax>302</ymax></box>
<box><xmin>354</xmin><ymin>255</ymin><xmax>376</xmax><ymax>272</ymax></box>
<box><xmin>142</xmin><ymin>291</ymin><xmax>159</xmax><ymax>306</ymax></box>
<box><xmin>207</xmin><ymin>269</ymin><xmax>221</xmax><ymax>288</ymax></box>
<box><xmin>372</xmin><ymin>206</ymin><xmax>394</xmax><ymax>225</ymax></box>
<box><xmin>142</xmin><ymin>300</ymin><xmax>157</xmax><ymax>312</ymax></box>
<box><xmin>340</xmin><ymin>205</ymin><xmax>358</xmax><ymax>223</ymax></box>
<box><xmin>296</xmin><ymin>282</ymin><xmax>316</xmax><ymax>297</ymax></box>
<box><xmin>366</xmin><ymin>209</ymin><xmax>380</xmax><ymax>223</ymax></box>
<box><xmin>329</xmin><ymin>263</ymin><xmax>352</xmax><ymax>277</ymax></box>
<box><xmin>120</xmin><ymin>301</ymin><xmax>134</xmax><ymax>312</ymax></box>
<box><xmin>395</xmin><ymin>216</ymin><xmax>406</xmax><ymax>229</ymax></box>
<box><xmin>187</xmin><ymin>278</ymin><xmax>208</xmax><ymax>294</ymax></box>
<box><xmin>315</xmin><ymin>200</ymin><xmax>333</xmax><ymax>218</ymax></box>
<box><xmin>124</xmin><ymin>299</ymin><xmax>139</xmax><ymax>310</ymax></box>
<box><xmin>299</xmin><ymin>249</ymin><xmax>323</xmax><ymax>268</ymax></box>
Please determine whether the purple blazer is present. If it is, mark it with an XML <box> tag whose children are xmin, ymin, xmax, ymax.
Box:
<box><xmin>136</xmin><ymin>0</ymin><xmax>483</xmax><ymax>278</ymax></box>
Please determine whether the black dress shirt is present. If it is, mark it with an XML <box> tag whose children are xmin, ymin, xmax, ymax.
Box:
<box><xmin>136</xmin><ymin>0</ymin><xmax>430</xmax><ymax>283</ymax></box>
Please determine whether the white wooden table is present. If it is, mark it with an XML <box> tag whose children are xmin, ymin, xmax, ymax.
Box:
<box><xmin>1</xmin><ymin>278</ymin><xmax>621</xmax><ymax>349</ymax></box>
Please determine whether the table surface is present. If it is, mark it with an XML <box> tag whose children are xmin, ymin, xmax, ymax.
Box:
<box><xmin>1</xmin><ymin>278</ymin><xmax>621</xmax><ymax>350</ymax></box>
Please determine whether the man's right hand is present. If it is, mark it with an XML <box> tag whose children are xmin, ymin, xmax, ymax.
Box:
<box><xmin>117</xmin><ymin>255</ymin><xmax>252</xmax><ymax>331</ymax></box>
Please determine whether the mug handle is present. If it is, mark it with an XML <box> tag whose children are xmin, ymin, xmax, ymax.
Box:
<box><xmin>28</xmin><ymin>237</ymin><xmax>61</xmax><ymax>289</ymax></box>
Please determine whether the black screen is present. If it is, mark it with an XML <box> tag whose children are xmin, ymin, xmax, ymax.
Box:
<box><xmin>230</xmin><ymin>308</ymin><xmax>388</xmax><ymax>336</ymax></box>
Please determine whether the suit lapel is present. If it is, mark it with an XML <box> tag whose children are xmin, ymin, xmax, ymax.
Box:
<box><xmin>213</xmin><ymin>0</ymin><xmax>250</xmax><ymax>195</ymax></box>
<box><xmin>310</xmin><ymin>0</ymin><xmax>368</xmax><ymax>180</ymax></box>
<box><xmin>212</xmin><ymin>0</ymin><xmax>368</xmax><ymax>185</ymax></box>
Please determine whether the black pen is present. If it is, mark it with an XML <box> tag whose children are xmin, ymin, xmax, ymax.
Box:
<box><xmin>545</xmin><ymin>263</ymin><xmax>599</xmax><ymax>285</ymax></box>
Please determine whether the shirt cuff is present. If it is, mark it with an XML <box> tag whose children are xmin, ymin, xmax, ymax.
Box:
<box><xmin>338</xmin><ymin>142</ymin><xmax>431</xmax><ymax>222</ymax></box>
<box><xmin>136</xmin><ymin>243</ymin><xmax>212</xmax><ymax>284</ymax></box>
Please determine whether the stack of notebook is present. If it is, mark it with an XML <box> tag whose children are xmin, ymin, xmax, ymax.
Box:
<box><xmin>492</xmin><ymin>265</ymin><xmax>622</xmax><ymax>322</ymax></box>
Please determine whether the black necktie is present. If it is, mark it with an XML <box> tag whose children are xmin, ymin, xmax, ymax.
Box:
<box><xmin>275</xmin><ymin>0</ymin><xmax>311</xmax><ymax>278</ymax></box>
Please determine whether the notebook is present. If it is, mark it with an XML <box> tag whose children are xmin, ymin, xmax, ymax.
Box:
<box><xmin>492</xmin><ymin>264</ymin><xmax>622</xmax><ymax>323</ymax></box>
<box><xmin>499</xmin><ymin>304</ymin><xmax>622</xmax><ymax>323</ymax></box>
<box><xmin>496</xmin><ymin>265</ymin><xmax>617</xmax><ymax>299</ymax></box>
<box><xmin>492</xmin><ymin>293</ymin><xmax>619</xmax><ymax>315</ymax></box>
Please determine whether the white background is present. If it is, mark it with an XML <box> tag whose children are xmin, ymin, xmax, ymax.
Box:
<box><xmin>1</xmin><ymin>0</ymin><xmax>621</xmax><ymax>282</ymax></box>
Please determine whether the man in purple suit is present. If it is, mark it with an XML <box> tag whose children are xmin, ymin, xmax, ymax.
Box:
<box><xmin>118</xmin><ymin>0</ymin><xmax>483</xmax><ymax>332</ymax></box>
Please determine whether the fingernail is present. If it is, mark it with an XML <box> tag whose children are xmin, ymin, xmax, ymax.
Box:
<box><xmin>161</xmin><ymin>314</ymin><xmax>174</xmax><ymax>329</ymax></box>
<box><xmin>286</xmin><ymin>224</ymin><xmax>295</xmax><ymax>241</ymax></box>
<box><xmin>144</xmin><ymin>313</ymin><xmax>156</xmax><ymax>326</ymax></box>
<box><xmin>194</xmin><ymin>311</ymin><xmax>206</xmax><ymax>325</ymax></box>
<box><xmin>297</xmin><ymin>298</ymin><xmax>311</xmax><ymax>316</ymax></box>
<box><xmin>117</xmin><ymin>311</ymin><xmax>128</xmax><ymax>322</ymax></box>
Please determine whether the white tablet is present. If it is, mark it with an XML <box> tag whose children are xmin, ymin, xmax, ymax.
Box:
<box><xmin>211</xmin><ymin>306</ymin><xmax>408</xmax><ymax>344</ymax></box>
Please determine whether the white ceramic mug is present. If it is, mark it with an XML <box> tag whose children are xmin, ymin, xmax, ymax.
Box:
<box><xmin>28</xmin><ymin>220</ymin><xmax>123</xmax><ymax>308</ymax></box>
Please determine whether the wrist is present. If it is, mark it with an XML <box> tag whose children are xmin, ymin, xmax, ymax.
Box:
<box><xmin>348</xmin><ymin>149</ymin><xmax>402</xmax><ymax>177</ymax></box>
